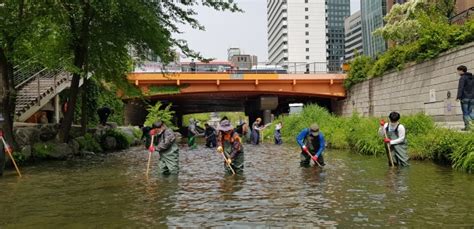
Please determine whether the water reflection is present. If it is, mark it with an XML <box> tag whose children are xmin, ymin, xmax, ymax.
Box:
<box><xmin>219</xmin><ymin>175</ymin><xmax>246</xmax><ymax>199</ymax></box>
<box><xmin>0</xmin><ymin>145</ymin><xmax>473</xmax><ymax>227</ymax></box>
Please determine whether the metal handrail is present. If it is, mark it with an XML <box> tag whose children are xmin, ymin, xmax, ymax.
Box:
<box><xmin>14</xmin><ymin>67</ymin><xmax>48</xmax><ymax>89</ymax></box>
<box><xmin>133</xmin><ymin>60</ymin><xmax>345</xmax><ymax>74</ymax></box>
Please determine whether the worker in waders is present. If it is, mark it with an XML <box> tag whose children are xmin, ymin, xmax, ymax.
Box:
<box><xmin>274</xmin><ymin>122</ymin><xmax>283</xmax><ymax>145</ymax></box>
<box><xmin>141</xmin><ymin>126</ymin><xmax>152</xmax><ymax>147</ymax></box>
<box><xmin>0</xmin><ymin>113</ymin><xmax>6</xmax><ymax>176</ymax></box>
<box><xmin>296</xmin><ymin>123</ymin><xmax>326</xmax><ymax>167</ymax></box>
<box><xmin>379</xmin><ymin>112</ymin><xmax>409</xmax><ymax>167</ymax></box>
<box><xmin>251</xmin><ymin>118</ymin><xmax>263</xmax><ymax>145</ymax></box>
<box><xmin>217</xmin><ymin>120</ymin><xmax>244</xmax><ymax>174</ymax></box>
<box><xmin>150</xmin><ymin>121</ymin><xmax>179</xmax><ymax>175</ymax></box>
<box><xmin>188</xmin><ymin>118</ymin><xmax>199</xmax><ymax>149</ymax></box>
<box><xmin>204</xmin><ymin>123</ymin><xmax>217</xmax><ymax>148</ymax></box>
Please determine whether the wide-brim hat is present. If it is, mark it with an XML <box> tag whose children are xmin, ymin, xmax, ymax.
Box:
<box><xmin>218</xmin><ymin>120</ymin><xmax>234</xmax><ymax>131</ymax></box>
<box><xmin>310</xmin><ymin>123</ymin><xmax>319</xmax><ymax>136</ymax></box>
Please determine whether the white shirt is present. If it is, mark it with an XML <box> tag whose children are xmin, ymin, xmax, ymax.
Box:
<box><xmin>378</xmin><ymin>123</ymin><xmax>406</xmax><ymax>145</ymax></box>
<box><xmin>275</xmin><ymin>123</ymin><xmax>282</xmax><ymax>130</ymax></box>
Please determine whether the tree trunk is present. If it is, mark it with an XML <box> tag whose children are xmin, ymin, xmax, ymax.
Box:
<box><xmin>0</xmin><ymin>47</ymin><xmax>17</xmax><ymax>148</ymax></box>
<box><xmin>80</xmin><ymin>79</ymin><xmax>88</xmax><ymax>135</ymax></box>
<box><xmin>59</xmin><ymin>73</ymin><xmax>81</xmax><ymax>142</ymax></box>
<box><xmin>59</xmin><ymin>2</ymin><xmax>92</xmax><ymax>143</ymax></box>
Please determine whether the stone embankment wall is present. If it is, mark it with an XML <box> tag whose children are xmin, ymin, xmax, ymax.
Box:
<box><xmin>335</xmin><ymin>42</ymin><xmax>474</xmax><ymax>124</ymax></box>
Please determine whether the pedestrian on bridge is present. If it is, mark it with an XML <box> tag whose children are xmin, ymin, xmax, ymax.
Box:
<box><xmin>297</xmin><ymin>123</ymin><xmax>326</xmax><ymax>167</ymax></box>
<box><xmin>456</xmin><ymin>65</ymin><xmax>474</xmax><ymax>131</ymax></box>
<box><xmin>379</xmin><ymin>112</ymin><xmax>409</xmax><ymax>167</ymax></box>
<box><xmin>217</xmin><ymin>120</ymin><xmax>244</xmax><ymax>174</ymax></box>
<box><xmin>204</xmin><ymin>123</ymin><xmax>217</xmax><ymax>148</ymax></box>
<box><xmin>149</xmin><ymin>121</ymin><xmax>179</xmax><ymax>175</ymax></box>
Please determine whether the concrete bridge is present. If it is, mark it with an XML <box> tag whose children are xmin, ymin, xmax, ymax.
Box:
<box><xmin>125</xmin><ymin>72</ymin><xmax>346</xmax><ymax>126</ymax></box>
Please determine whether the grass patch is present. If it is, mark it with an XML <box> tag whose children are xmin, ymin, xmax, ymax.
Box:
<box><xmin>264</xmin><ymin>104</ymin><xmax>474</xmax><ymax>173</ymax></box>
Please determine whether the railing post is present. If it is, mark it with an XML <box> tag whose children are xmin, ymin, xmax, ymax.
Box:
<box><xmin>53</xmin><ymin>72</ymin><xmax>57</xmax><ymax>94</ymax></box>
<box><xmin>37</xmin><ymin>75</ymin><xmax>41</xmax><ymax>106</ymax></box>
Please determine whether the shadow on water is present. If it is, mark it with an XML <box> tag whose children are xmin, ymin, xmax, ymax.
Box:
<box><xmin>0</xmin><ymin>143</ymin><xmax>473</xmax><ymax>227</ymax></box>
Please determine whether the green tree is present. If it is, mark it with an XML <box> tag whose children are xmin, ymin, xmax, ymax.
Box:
<box><xmin>52</xmin><ymin>0</ymin><xmax>241</xmax><ymax>142</ymax></box>
<box><xmin>0</xmin><ymin>1</ymin><xmax>43</xmax><ymax>145</ymax></box>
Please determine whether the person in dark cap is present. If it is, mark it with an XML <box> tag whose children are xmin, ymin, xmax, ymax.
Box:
<box><xmin>217</xmin><ymin>119</ymin><xmax>244</xmax><ymax>174</ymax></box>
<box><xmin>149</xmin><ymin>120</ymin><xmax>179</xmax><ymax>175</ymax></box>
<box><xmin>204</xmin><ymin>123</ymin><xmax>217</xmax><ymax>148</ymax></box>
<box><xmin>296</xmin><ymin>123</ymin><xmax>326</xmax><ymax>167</ymax></box>
<box><xmin>378</xmin><ymin>111</ymin><xmax>409</xmax><ymax>167</ymax></box>
<box><xmin>97</xmin><ymin>106</ymin><xmax>114</xmax><ymax>126</ymax></box>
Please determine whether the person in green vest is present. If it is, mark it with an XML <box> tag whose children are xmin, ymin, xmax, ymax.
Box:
<box><xmin>217</xmin><ymin>119</ymin><xmax>244</xmax><ymax>174</ymax></box>
<box><xmin>379</xmin><ymin>112</ymin><xmax>409</xmax><ymax>167</ymax></box>
<box><xmin>150</xmin><ymin>121</ymin><xmax>179</xmax><ymax>175</ymax></box>
<box><xmin>188</xmin><ymin>118</ymin><xmax>199</xmax><ymax>149</ymax></box>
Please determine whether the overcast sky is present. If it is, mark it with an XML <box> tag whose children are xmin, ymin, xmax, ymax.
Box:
<box><xmin>178</xmin><ymin>0</ymin><xmax>361</xmax><ymax>62</ymax></box>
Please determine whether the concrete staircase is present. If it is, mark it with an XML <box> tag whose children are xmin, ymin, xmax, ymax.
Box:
<box><xmin>13</xmin><ymin>61</ymin><xmax>78</xmax><ymax>122</ymax></box>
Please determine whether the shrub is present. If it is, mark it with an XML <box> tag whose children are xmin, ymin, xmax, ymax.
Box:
<box><xmin>32</xmin><ymin>143</ymin><xmax>56</xmax><ymax>158</ymax></box>
<box><xmin>264</xmin><ymin>104</ymin><xmax>472</xmax><ymax>173</ymax></box>
<box><xmin>451</xmin><ymin>136</ymin><xmax>474</xmax><ymax>172</ymax></box>
<box><xmin>347</xmin><ymin>114</ymin><xmax>385</xmax><ymax>156</ymax></box>
<box><xmin>100</xmin><ymin>129</ymin><xmax>130</xmax><ymax>150</ymax></box>
<box><xmin>345</xmin><ymin>55</ymin><xmax>373</xmax><ymax>89</ymax></box>
<box><xmin>144</xmin><ymin>102</ymin><xmax>175</xmax><ymax>129</ymax></box>
<box><xmin>77</xmin><ymin>133</ymin><xmax>103</xmax><ymax>153</ymax></box>
<box><xmin>132</xmin><ymin>127</ymin><xmax>142</xmax><ymax>140</ymax></box>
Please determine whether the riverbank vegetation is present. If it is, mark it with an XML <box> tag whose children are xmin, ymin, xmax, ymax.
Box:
<box><xmin>263</xmin><ymin>105</ymin><xmax>474</xmax><ymax>173</ymax></box>
<box><xmin>345</xmin><ymin>0</ymin><xmax>474</xmax><ymax>89</ymax></box>
<box><xmin>1</xmin><ymin>1</ymin><xmax>241</xmax><ymax>146</ymax></box>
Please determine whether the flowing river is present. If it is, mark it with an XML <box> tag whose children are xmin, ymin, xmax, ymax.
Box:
<box><xmin>1</xmin><ymin>143</ymin><xmax>473</xmax><ymax>228</ymax></box>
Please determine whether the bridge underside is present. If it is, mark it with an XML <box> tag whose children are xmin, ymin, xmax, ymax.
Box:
<box><xmin>124</xmin><ymin>92</ymin><xmax>336</xmax><ymax>127</ymax></box>
<box><xmin>125</xmin><ymin>73</ymin><xmax>346</xmax><ymax>126</ymax></box>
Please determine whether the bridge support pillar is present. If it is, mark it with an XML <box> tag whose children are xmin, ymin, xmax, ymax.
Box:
<box><xmin>124</xmin><ymin>100</ymin><xmax>148</xmax><ymax>126</ymax></box>
<box><xmin>263</xmin><ymin>109</ymin><xmax>272</xmax><ymax>125</ymax></box>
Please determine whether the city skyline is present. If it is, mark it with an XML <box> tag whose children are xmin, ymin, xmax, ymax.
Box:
<box><xmin>178</xmin><ymin>0</ymin><xmax>360</xmax><ymax>62</ymax></box>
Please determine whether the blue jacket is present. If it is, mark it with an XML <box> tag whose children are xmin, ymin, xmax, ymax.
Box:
<box><xmin>296</xmin><ymin>128</ymin><xmax>325</xmax><ymax>157</ymax></box>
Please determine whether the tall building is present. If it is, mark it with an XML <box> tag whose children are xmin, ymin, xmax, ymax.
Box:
<box><xmin>267</xmin><ymin>0</ymin><xmax>327</xmax><ymax>72</ymax></box>
<box><xmin>361</xmin><ymin>0</ymin><xmax>388</xmax><ymax>58</ymax></box>
<box><xmin>227</xmin><ymin>48</ymin><xmax>241</xmax><ymax>61</ymax></box>
<box><xmin>344</xmin><ymin>10</ymin><xmax>363</xmax><ymax>61</ymax></box>
<box><xmin>230</xmin><ymin>54</ymin><xmax>258</xmax><ymax>70</ymax></box>
<box><xmin>386</xmin><ymin>0</ymin><xmax>409</xmax><ymax>12</ymax></box>
<box><xmin>326</xmin><ymin>0</ymin><xmax>351</xmax><ymax>70</ymax></box>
